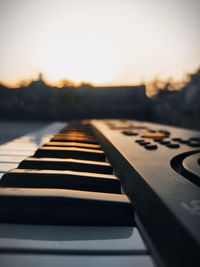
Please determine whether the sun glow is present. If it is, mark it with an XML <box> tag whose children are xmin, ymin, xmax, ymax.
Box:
<box><xmin>0</xmin><ymin>0</ymin><xmax>199</xmax><ymax>85</ymax></box>
<box><xmin>41</xmin><ymin>36</ymin><xmax>119</xmax><ymax>84</ymax></box>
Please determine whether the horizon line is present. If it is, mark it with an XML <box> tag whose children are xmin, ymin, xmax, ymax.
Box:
<box><xmin>0</xmin><ymin>65</ymin><xmax>199</xmax><ymax>96</ymax></box>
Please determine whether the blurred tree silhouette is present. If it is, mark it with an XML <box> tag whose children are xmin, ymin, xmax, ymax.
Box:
<box><xmin>0</xmin><ymin>68</ymin><xmax>199</xmax><ymax>130</ymax></box>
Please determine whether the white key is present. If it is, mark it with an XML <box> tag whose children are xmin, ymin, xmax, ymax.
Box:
<box><xmin>0</xmin><ymin>163</ymin><xmax>19</xmax><ymax>172</ymax></box>
<box><xmin>0</xmin><ymin>225</ymin><xmax>147</xmax><ymax>253</ymax></box>
<box><xmin>0</xmin><ymin>255</ymin><xmax>155</xmax><ymax>267</ymax></box>
<box><xmin>0</xmin><ymin>149</ymin><xmax>35</xmax><ymax>156</ymax></box>
<box><xmin>0</xmin><ymin>155</ymin><xmax>26</xmax><ymax>163</ymax></box>
<box><xmin>0</xmin><ymin>144</ymin><xmax>38</xmax><ymax>150</ymax></box>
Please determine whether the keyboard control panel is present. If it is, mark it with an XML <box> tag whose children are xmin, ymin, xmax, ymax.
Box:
<box><xmin>91</xmin><ymin>119</ymin><xmax>200</xmax><ymax>267</ymax></box>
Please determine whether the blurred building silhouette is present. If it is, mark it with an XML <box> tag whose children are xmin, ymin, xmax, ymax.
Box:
<box><xmin>0</xmin><ymin>69</ymin><xmax>199</xmax><ymax>130</ymax></box>
<box><xmin>0</xmin><ymin>76</ymin><xmax>151</xmax><ymax>121</ymax></box>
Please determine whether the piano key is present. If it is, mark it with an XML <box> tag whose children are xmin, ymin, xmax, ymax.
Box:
<box><xmin>53</xmin><ymin>131</ymin><xmax>91</xmax><ymax>134</ymax></box>
<box><xmin>54</xmin><ymin>133</ymin><xmax>94</xmax><ymax>138</ymax></box>
<box><xmin>51</xmin><ymin>136</ymin><xmax>98</xmax><ymax>144</ymax></box>
<box><xmin>0</xmin><ymin>224</ymin><xmax>147</xmax><ymax>253</ymax></box>
<box><xmin>0</xmin><ymin>155</ymin><xmax>26</xmax><ymax>163</ymax></box>
<box><xmin>1</xmin><ymin>169</ymin><xmax>121</xmax><ymax>193</ymax></box>
<box><xmin>0</xmin><ymin>149</ymin><xmax>35</xmax><ymax>156</ymax></box>
<box><xmin>19</xmin><ymin>157</ymin><xmax>113</xmax><ymax>174</ymax></box>
<box><xmin>0</xmin><ymin>255</ymin><xmax>155</xmax><ymax>267</ymax></box>
<box><xmin>6</xmin><ymin>141</ymin><xmax>39</xmax><ymax>146</ymax></box>
<box><xmin>0</xmin><ymin>187</ymin><xmax>134</xmax><ymax>226</ymax></box>
<box><xmin>44</xmin><ymin>141</ymin><xmax>102</xmax><ymax>150</ymax></box>
<box><xmin>34</xmin><ymin>147</ymin><xmax>105</xmax><ymax>161</ymax></box>
<box><xmin>13</xmin><ymin>137</ymin><xmax>45</xmax><ymax>143</ymax></box>
<box><xmin>0</xmin><ymin>143</ymin><xmax>38</xmax><ymax>150</ymax></box>
<box><xmin>0</xmin><ymin>162</ymin><xmax>19</xmax><ymax>172</ymax></box>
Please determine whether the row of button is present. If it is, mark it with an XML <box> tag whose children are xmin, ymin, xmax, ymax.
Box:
<box><xmin>122</xmin><ymin>129</ymin><xmax>200</xmax><ymax>150</ymax></box>
<box><xmin>121</xmin><ymin>125</ymin><xmax>200</xmax><ymax>150</ymax></box>
<box><xmin>172</xmin><ymin>137</ymin><xmax>200</xmax><ymax>147</ymax></box>
<box><xmin>135</xmin><ymin>140</ymin><xmax>158</xmax><ymax>150</ymax></box>
<box><xmin>154</xmin><ymin>138</ymin><xmax>180</xmax><ymax>148</ymax></box>
<box><xmin>122</xmin><ymin>130</ymin><xmax>170</xmax><ymax>138</ymax></box>
<box><xmin>122</xmin><ymin>129</ymin><xmax>180</xmax><ymax>150</ymax></box>
<box><xmin>135</xmin><ymin>139</ymin><xmax>180</xmax><ymax>150</ymax></box>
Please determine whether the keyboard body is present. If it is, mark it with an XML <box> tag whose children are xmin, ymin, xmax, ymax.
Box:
<box><xmin>0</xmin><ymin>119</ymin><xmax>199</xmax><ymax>267</ymax></box>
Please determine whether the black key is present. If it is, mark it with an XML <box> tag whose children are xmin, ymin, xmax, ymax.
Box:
<box><xmin>0</xmin><ymin>188</ymin><xmax>134</xmax><ymax>226</ymax></box>
<box><xmin>53</xmin><ymin>132</ymin><xmax>93</xmax><ymax>137</ymax></box>
<box><xmin>51</xmin><ymin>136</ymin><xmax>97</xmax><ymax>144</ymax></box>
<box><xmin>19</xmin><ymin>157</ymin><xmax>113</xmax><ymax>174</ymax></box>
<box><xmin>52</xmin><ymin>133</ymin><xmax>96</xmax><ymax>138</ymax></box>
<box><xmin>35</xmin><ymin>147</ymin><xmax>105</xmax><ymax>161</ymax></box>
<box><xmin>1</xmin><ymin>169</ymin><xmax>121</xmax><ymax>193</ymax></box>
<box><xmin>44</xmin><ymin>142</ymin><xmax>102</xmax><ymax>150</ymax></box>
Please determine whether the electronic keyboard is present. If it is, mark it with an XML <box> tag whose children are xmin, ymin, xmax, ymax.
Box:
<box><xmin>0</xmin><ymin>120</ymin><xmax>199</xmax><ymax>267</ymax></box>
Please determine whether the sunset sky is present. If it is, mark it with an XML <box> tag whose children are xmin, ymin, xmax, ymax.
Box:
<box><xmin>0</xmin><ymin>0</ymin><xmax>200</xmax><ymax>85</ymax></box>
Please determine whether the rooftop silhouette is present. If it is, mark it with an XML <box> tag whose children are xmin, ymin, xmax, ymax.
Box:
<box><xmin>0</xmin><ymin>68</ymin><xmax>199</xmax><ymax>130</ymax></box>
